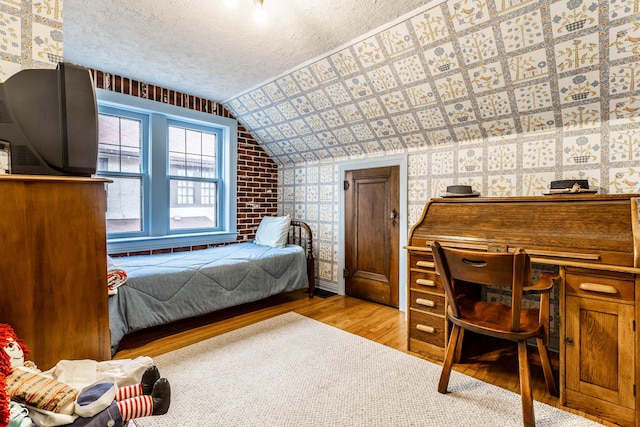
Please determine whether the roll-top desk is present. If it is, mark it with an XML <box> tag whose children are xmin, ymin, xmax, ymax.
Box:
<box><xmin>406</xmin><ymin>194</ymin><xmax>640</xmax><ymax>426</ymax></box>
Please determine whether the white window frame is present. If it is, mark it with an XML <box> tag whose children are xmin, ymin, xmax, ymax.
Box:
<box><xmin>96</xmin><ymin>89</ymin><xmax>237</xmax><ymax>253</ymax></box>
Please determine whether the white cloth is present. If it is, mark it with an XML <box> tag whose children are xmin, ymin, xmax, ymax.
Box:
<box><xmin>44</xmin><ymin>356</ymin><xmax>153</xmax><ymax>390</ymax></box>
<box><xmin>26</xmin><ymin>356</ymin><xmax>154</xmax><ymax>427</ymax></box>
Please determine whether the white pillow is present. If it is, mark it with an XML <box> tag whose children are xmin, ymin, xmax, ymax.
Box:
<box><xmin>254</xmin><ymin>215</ymin><xmax>291</xmax><ymax>248</ymax></box>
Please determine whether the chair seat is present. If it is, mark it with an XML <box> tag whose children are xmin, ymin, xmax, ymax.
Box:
<box><xmin>451</xmin><ymin>295</ymin><xmax>543</xmax><ymax>340</ymax></box>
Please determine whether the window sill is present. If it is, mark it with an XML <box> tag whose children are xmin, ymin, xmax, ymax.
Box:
<box><xmin>107</xmin><ymin>232</ymin><xmax>238</xmax><ymax>254</ymax></box>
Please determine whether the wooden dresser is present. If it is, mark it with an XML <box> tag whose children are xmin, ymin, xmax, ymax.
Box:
<box><xmin>0</xmin><ymin>175</ymin><xmax>111</xmax><ymax>370</ymax></box>
<box><xmin>406</xmin><ymin>194</ymin><xmax>640</xmax><ymax>426</ymax></box>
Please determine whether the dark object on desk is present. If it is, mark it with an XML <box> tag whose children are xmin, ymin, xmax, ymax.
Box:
<box><xmin>442</xmin><ymin>185</ymin><xmax>480</xmax><ymax>198</ymax></box>
<box><xmin>551</xmin><ymin>179</ymin><xmax>589</xmax><ymax>190</ymax></box>
<box><xmin>544</xmin><ymin>179</ymin><xmax>596</xmax><ymax>195</ymax></box>
<box><xmin>431</xmin><ymin>241</ymin><xmax>559</xmax><ymax>427</ymax></box>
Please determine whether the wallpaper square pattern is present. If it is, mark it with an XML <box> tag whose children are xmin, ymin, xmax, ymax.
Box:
<box><xmin>0</xmin><ymin>0</ymin><xmax>62</xmax><ymax>79</ymax></box>
<box><xmin>227</xmin><ymin>0</ymin><xmax>640</xmax><ymax>171</ymax></box>
<box><xmin>225</xmin><ymin>0</ymin><xmax>640</xmax><ymax>287</ymax></box>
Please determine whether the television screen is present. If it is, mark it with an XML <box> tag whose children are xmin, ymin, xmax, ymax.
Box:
<box><xmin>0</xmin><ymin>62</ymin><xmax>98</xmax><ymax>176</ymax></box>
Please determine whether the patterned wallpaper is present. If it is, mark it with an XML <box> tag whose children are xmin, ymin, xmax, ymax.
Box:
<box><xmin>0</xmin><ymin>0</ymin><xmax>62</xmax><ymax>78</ymax></box>
<box><xmin>226</xmin><ymin>0</ymin><xmax>640</xmax><ymax>173</ymax></box>
<box><xmin>225</xmin><ymin>0</ymin><xmax>640</xmax><ymax>288</ymax></box>
<box><xmin>2</xmin><ymin>0</ymin><xmax>640</xmax><ymax>292</ymax></box>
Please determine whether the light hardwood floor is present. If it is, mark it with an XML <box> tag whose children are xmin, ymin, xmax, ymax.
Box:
<box><xmin>114</xmin><ymin>290</ymin><xmax>613</xmax><ymax>426</ymax></box>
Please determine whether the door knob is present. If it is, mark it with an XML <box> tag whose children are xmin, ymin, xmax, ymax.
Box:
<box><xmin>389</xmin><ymin>208</ymin><xmax>398</xmax><ymax>225</ymax></box>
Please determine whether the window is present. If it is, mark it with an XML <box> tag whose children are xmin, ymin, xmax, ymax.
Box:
<box><xmin>95</xmin><ymin>89</ymin><xmax>237</xmax><ymax>253</ymax></box>
<box><xmin>167</xmin><ymin>123</ymin><xmax>218</xmax><ymax>231</ymax></box>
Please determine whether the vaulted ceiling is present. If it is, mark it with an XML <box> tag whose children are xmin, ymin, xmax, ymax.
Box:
<box><xmin>65</xmin><ymin>0</ymin><xmax>640</xmax><ymax>166</ymax></box>
<box><xmin>64</xmin><ymin>0</ymin><xmax>430</xmax><ymax>102</ymax></box>
<box><xmin>223</xmin><ymin>0</ymin><xmax>640</xmax><ymax>164</ymax></box>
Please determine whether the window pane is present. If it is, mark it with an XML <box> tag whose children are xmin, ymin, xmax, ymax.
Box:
<box><xmin>168</xmin><ymin>127</ymin><xmax>185</xmax><ymax>153</ymax></box>
<box><xmin>98</xmin><ymin>115</ymin><xmax>121</xmax><ymax>145</ymax></box>
<box><xmin>105</xmin><ymin>177</ymin><xmax>142</xmax><ymax>233</ymax></box>
<box><xmin>170</xmin><ymin>179</ymin><xmax>217</xmax><ymax>230</ymax></box>
<box><xmin>202</xmin><ymin>133</ymin><xmax>216</xmax><ymax>157</ymax></box>
<box><xmin>185</xmin><ymin>130</ymin><xmax>201</xmax><ymax>154</ymax></box>
<box><xmin>121</xmin><ymin>119</ymin><xmax>141</xmax><ymax>148</ymax></box>
<box><xmin>186</xmin><ymin>154</ymin><xmax>202</xmax><ymax>177</ymax></box>
<box><xmin>202</xmin><ymin>156</ymin><xmax>216</xmax><ymax>178</ymax></box>
<box><xmin>200</xmin><ymin>182</ymin><xmax>214</xmax><ymax>204</ymax></box>
<box><xmin>169</xmin><ymin>153</ymin><xmax>186</xmax><ymax>175</ymax></box>
<box><xmin>98</xmin><ymin>114</ymin><xmax>142</xmax><ymax>173</ymax></box>
<box><xmin>168</xmin><ymin>125</ymin><xmax>218</xmax><ymax>178</ymax></box>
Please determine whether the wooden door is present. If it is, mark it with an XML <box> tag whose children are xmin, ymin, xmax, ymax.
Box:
<box><xmin>344</xmin><ymin>166</ymin><xmax>399</xmax><ymax>307</ymax></box>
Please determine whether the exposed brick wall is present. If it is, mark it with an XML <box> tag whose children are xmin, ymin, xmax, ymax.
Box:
<box><xmin>236</xmin><ymin>125</ymin><xmax>279</xmax><ymax>240</ymax></box>
<box><xmin>89</xmin><ymin>69</ymin><xmax>278</xmax><ymax>255</ymax></box>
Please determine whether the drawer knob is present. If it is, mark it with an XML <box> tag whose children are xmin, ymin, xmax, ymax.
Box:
<box><xmin>416</xmin><ymin>279</ymin><xmax>435</xmax><ymax>287</ymax></box>
<box><xmin>579</xmin><ymin>282</ymin><xmax>619</xmax><ymax>295</ymax></box>
<box><xmin>416</xmin><ymin>298</ymin><xmax>435</xmax><ymax>307</ymax></box>
<box><xmin>416</xmin><ymin>324</ymin><xmax>435</xmax><ymax>334</ymax></box>
<box><xmin>416</xmin><ymin>261</ymin><xmax>435</xmax><ymax>268</ymax></box>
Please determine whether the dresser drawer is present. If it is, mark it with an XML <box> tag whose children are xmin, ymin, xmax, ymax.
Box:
<box><xmin>409</xmin><ymin>270</ymin><xmax>443</xmax><ymax>293</ymax></box>
<box><xmin>409</xmin><ymin>252</ymin><xmax>435</xmax><ymax>270</ymax></box>
<box><xmin>409</xmin><ymin>310</ymin><xmax>446</xmax><ymax>348</ymax></box>
<box><xmin>565</xmin><ymin>269</ymin><xmax>634</xmax><ymax>301</ymax></box>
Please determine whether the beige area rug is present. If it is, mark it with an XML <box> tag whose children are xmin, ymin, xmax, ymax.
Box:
<box><xmin>133</xmin><ymin>312</ymin><xmax>601</xmax><ymax>427</ymax></box>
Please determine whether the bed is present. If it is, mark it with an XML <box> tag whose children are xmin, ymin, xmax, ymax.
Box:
<box><xmin>108</xmin><ymin>218</ymin><xmax>315</xmax><ymax>354</ymax></box>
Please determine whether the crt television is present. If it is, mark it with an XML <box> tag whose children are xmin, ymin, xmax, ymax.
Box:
<box><xmin>0</xmin><ymin>62</ymin><xmax>98</xmax><ymax>176</ymax></box>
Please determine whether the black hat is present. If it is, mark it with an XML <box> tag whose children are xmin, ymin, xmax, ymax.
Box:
<box><xmin>550</xmin><ymin>179</ymin><xmax>589</xmax><ymax>190</ymax></box>
<box><xmin>545</xmin><ymin>179</ymin><xmax>596</xmax><ymax>195</ymax></box>
<box><xmin>443</xmin><ymin>185</ymin><xmax>480</xmax><ymax>198</ymax></box>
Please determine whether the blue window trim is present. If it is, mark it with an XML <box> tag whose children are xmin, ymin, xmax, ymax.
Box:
<box><xmin>95</xmin><ymin>89</ymin><xmax>238</xmax><ymax>253</ymax></box>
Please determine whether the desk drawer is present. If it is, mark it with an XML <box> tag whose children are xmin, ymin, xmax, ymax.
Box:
<box><xmin>409</xmin><ymin>270</ymin><xmax>443</xmax><ymax>293</ymax></box>
<box><xmin>410</xmin><ymin>290</ymin><xmax>445</xmax><ymax>315</ymax></box>
<box><xmin>409</xmin><ymin>310</ymin><xmax>446</xmax><ymax>348</ymax></box>
<box><xmin>565</xmin><ymin>270</ymin><xmax>634</xmax><ymax>301</ymax></box>
<box><xmin>409</xmin><ymin>253</ymin><xmax>434</xmax><ymax>270</ymax></box>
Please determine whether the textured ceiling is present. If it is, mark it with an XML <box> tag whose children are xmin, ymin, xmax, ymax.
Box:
<box><xmin>63</xmin><ymin>0</ymin><xmax>431</xmax><ymax>102</ymax></box>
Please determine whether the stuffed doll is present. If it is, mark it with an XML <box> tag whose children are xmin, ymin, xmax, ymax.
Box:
<box><xmin>0</xmin><ymin>372</ymin><xmax>8</xmax><ymax>427</ymax></box>
<box><xmin>0</xmin><ymin>324</ymin><xmax>170</xmax><ymax>427</ymax></box>
<box><xmin>0</xmin><ymin>325</ymin><xmax>27</xmax><ymax>427</ymax></box>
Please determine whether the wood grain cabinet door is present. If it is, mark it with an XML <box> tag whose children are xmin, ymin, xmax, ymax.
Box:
<box><xmin>565</xmin><ymin>295</ymin><xmax>635</xmax><ymax>423</ymax></box>
<box><xmin>0</xmin><ymin>177</ymin><xmax>110</xmax><ymax>370</ymax></box>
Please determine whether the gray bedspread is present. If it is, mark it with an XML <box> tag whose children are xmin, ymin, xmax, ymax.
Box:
<box><xmin>108</xmin><ymin>242</ymin><xmax>309</xmax><ymax>354</ymax></box>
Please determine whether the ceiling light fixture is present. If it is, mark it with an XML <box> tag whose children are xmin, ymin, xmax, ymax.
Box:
<box><xmin>253</xmin><ymin>0</ymin><xmax>267</xmax><ymax>24</ymax></box>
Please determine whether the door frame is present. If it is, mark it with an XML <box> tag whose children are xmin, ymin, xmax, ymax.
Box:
<box><xmin>338</xmin><ymin>154</ymin><xmax>408</xmax><ymax>313</ymax></box>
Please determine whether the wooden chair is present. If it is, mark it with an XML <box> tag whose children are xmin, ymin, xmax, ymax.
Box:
<box><xmin>431</xmin><ymin>242</ymin><xmax>559</xmax><ymax>427</ymax></box>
